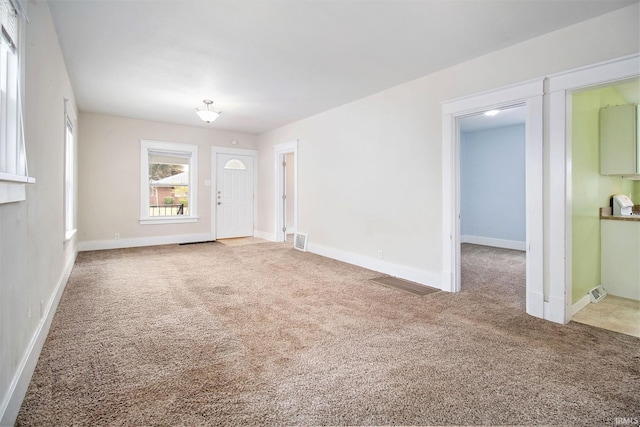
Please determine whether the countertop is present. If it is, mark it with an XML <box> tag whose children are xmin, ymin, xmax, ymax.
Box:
<box><xmin>600</xmin><ymin>206</ymin><xmax>640</xmax><ymax>222</ymax></box>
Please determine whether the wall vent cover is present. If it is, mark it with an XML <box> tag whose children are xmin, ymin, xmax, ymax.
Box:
<box><xmin>294</xmin><ymin>233</ymin><xmax>308</xmax><ymax>252</ymax></box>
<box><xmin>589</xmin><ymin>285</ymin><xmax>607</xmax><ymax>303</ymax></box>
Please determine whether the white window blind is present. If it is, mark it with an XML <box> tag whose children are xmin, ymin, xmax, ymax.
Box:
<box><xmin>0</xmin><ymin>0</ymin><xmax>18</xmax><ymax>48</ymax></box>
<box><xmin>140</xmin><ymin>140</ymin><xmax>199</xmax><ymax>224</ymax></box>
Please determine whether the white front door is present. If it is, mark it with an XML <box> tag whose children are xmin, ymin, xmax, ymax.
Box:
<box><xmin>216</xmin><ymin>153</ymin><xmax>254</xmax><ymax>239</ymax></box>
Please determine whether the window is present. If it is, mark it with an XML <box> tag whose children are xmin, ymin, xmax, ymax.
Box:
<box><xmin>0</xmin><ymin>0</ymin><xmax>32</xmax><ymax>204</ymax></box>
<box><xmin>223</xmin><ymin>159</ymin><xmax>246</xmax><ymax>170</ymax></box>
<box><xmin>140</xmin><ymin>140</ymin><xmax>198</xmax><ymax>224</ymax></box>
<box><xmin>64</xmin><ymin>99</ymin><xmax>76</xmax><ymax>240</ymax></box>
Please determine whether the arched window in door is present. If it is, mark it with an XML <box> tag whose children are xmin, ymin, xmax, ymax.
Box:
<box><xmin>224</xmin><ymin>159</ymin><xmax>247</xmax><ymax>170</ymax></box>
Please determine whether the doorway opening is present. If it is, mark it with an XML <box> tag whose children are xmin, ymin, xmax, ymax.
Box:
<box><xmin>274</xmin><ymin>140</ymin><xmax>298</xmax><ymax>243</ymax></box>
<box><xmin>458</xmin><ymin>106</ymin><xmax>527</xmax><ymax>308</ymax></box>
<box><xmin>442</xmin><ymin>79</ymin><xmax>544</xmax><ymax>319</ymax></box>
<box><xmin>567</xmin><ymin>77</ymin><xmax>639</xmax><ymax>337</ymax></box>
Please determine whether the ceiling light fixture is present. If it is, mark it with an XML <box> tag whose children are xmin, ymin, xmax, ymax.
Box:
<box><xmin>484</xmin><ymin>109</ymin><xmax>500</xmax><ymax>117</ymax></box>
<box><xmin>196</xmin><ymin>99</ymin><xmax>221</xmax><ymax>123</ymax></box>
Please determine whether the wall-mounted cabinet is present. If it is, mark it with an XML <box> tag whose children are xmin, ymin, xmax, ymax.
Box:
<box><xmin>600</xmin><ymin>104</ymin><xmax>639</xmax><ymax>178</ymax></box>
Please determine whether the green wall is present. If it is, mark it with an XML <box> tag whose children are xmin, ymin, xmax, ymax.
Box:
<box><xmin>571</xmin><ymin>86</ymin><xmax>639</xmax><ymax>304</ymax></box>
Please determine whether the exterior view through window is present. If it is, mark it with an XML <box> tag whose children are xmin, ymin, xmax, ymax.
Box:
<box><xmin>139</xmin><ymin>140</ymin><xmax>198</xmax><ymax>224</ymax></box>
<box><xmin>148</xmin><ymin>155</ymin><xmax>190</xmax><ymax>216</ymax></box>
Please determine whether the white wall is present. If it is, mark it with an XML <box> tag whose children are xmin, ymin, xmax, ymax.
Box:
<box><xmin>0</xmin><ymin>1</ymin><xmax>79</xmax><ymax>423</ymax></box>
<box><xmin>460</xmin><ymin>125</ymin><xmax>525</xmax><ymax>249</ymax></box>
<box><xmin>256</xmin><ymin>4</ymin><xmax>639</xmax><ymax>288</ymax></box>
<box><xmin>77</xmin><ymin>113</ymin><xmax>257</xmax><ymax>249</ymax></box>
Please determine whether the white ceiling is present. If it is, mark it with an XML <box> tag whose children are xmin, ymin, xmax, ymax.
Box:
<box><xmin>47</xmin><ymin>0</ymin><xmax>637</xmax><ymax>135</ymax></box>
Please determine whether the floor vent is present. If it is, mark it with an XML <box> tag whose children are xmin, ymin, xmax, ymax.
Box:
<box><xmin>589</xmin><ymin>285</ymin><xmax>607</xmax><ymax>303</ymax></box>
<box><xmin>294</xmin><ymin>233</ymin><xmax>308</xmax><ymax>251</ymax></box>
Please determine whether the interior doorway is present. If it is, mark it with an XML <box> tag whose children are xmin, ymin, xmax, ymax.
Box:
<box><xmin>441</xmin><ymin>79</ymin><xmax>544</xmax><ymax>319</ymax></box>
<box><xmin>274</xmin><ymin>140</ymin><xmax>298</xmax><ymax>242</ymax></box>
<box><xmin>458</xmin><ymin>107</ymin><xmax>527</xmax><ymax>307</ymax></box>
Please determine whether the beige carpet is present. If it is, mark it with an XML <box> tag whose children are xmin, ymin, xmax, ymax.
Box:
<box><xmin>16</xmin><ymin>242</ymin><xmax>639</xmax><ymax>426</ymax></box>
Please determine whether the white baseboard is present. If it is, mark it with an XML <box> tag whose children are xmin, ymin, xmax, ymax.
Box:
<box><xmin>78</xmin><ymin>233</ymin><xmax>215</xmax><ymax>252</ymax></box>
<box><xmin>307</xmin><ymin>242</ymin><xmax>442</xmax><ymax>290</ymax></box>
<box><xmin>0</xmin><ymin>250</ymin><xmax>77</xmax><ymax>426</ymax></box>
<box><xmin>254</xmin><ymin>230</ymin><xmax>276</xmax><ymax>242</ymax></box>
<box><xmin>461</xmin><ymin>235</ymin><xmax>526</xmax><ymax>251</ymax></box>
<box><xmin>571</xmin><ymin>294</ymin><xmax>591</xmax><ymax>316</ymax></box>
<box><xmin>526</xmin><ymin>290</ymin><xmax>545</xmax><ymax>319</ymax></box>
<box><xmin>544</xmin><ymin>294</ymin><xmax>567</xmax><ymax>324</ymax></box>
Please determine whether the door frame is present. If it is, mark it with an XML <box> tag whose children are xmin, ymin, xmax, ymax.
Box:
<box><xmin>274</xmin><ymin>140</ymin><xmax>298</xmax><ymax>242</ymax></box>
<box><xmin>211</xmin><ymin>146</ymin><xmax>258</xmax><ymax>240</ymax></box>
<box><xmin>442</xmin><ymin>78</ymin><xmax>545</xmax><ymax>319</ymax></box>
<box><xmin>547</xmin><ymin>53</ymin><xmax>639</xmax><ymax>324</ymax></box>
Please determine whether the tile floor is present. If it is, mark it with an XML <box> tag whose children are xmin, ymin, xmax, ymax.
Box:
<box><xmin>572</xmin><ymin>295</ymin><xmax>640</xmax><ymax>338</ymax></box>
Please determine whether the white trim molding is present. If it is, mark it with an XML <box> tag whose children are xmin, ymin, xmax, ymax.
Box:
<box><xmin>547</xmin><ymin>53</ymin><xmax>640</xmax><ymax>324</ymax></box>
<box><xmin>139</xmin><ymin>139</ymin><xmax>199</xmax><ymax>224</ymax></box>
<box><xmin>0</xmin><ymin>250</ymin><xmax>77</xmax><ymax>426</ymax></box>
<box><xmin>254</xmin><ymin>230</ymin><xmax>276</xmax><ymax>242</ymax></box>
<box><xmin>571</xmin><ymin>294</ymin><xmax>591</xmax><ymax>317</ymax></box>
<box><xmin>78</xmin><ymin>233</ymin><xmax>215</xmax><ymax>252</ymax></box>
<box><xmin>441</xmin><ymin>77</ymin><xmax>544</xmax><ymax>321</ymax></box>
<box><xmin>308</xmin><ymin>242</ymin><xmax>442</xmax><ymax>290</ymax></box>
<box><xmin>274</xmin><ymin>140</ymin><xmax>298</xmax><ymax>243</ymax></box>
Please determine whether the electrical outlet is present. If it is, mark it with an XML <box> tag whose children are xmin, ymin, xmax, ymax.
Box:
<box><xmin>40</xmin><ymin>300</ymin><xmax>44</xmax><ymax>319</ymax></box>
<box><xmin>114</xmin><ymin>233</ymin><xmax>120</xmax><ymax>240</ymax></box>
<box><xmin>377</xmin><ymin>250</ymin><xmax>383</xmax><ymax>259</ymax></box>
<box><xmin>27</xmin><ymin>306</ymin><xmax>31</xmax><ymax>318</ymax></box>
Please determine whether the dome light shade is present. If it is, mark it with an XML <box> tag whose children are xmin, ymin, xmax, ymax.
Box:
<box><xmin>196</xmin><ymin>100</ymin><xmax>221</xmax><ymax>123</ymax></box>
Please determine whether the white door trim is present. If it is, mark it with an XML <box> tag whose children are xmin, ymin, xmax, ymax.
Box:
<box><xmin>547</xmin><ymin>53</ymin><xmax>639</xmax><ymax>324</ymax></box>
<box><xmin>274</xmin><ymin>140</ymin><xmax>298</xmax><ymax>242</ymax></box>
<box><xmin>441</xmin><ymin>78</ymin><xmax>545</xmax><ymax>319</ymax></box>
<box><xmin>211</xmin><ymin>146</ymin><xmax>258</xmax><ymax>240</ymax></box>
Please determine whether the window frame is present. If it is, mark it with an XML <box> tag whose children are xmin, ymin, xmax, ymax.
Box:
<box><xmin>140</xmin><ymin>139</ymin><xmax>199</xmax><ymax>225</ymax></box>
<box><xmin>0</xmin><ymin>0</ymin><xmax>34</xmax><ymax>204</ymax></box>
<box><xmin>63</xmin><ymin>99</ymin><xmax>76</xmax><ymax>241</ymax></box>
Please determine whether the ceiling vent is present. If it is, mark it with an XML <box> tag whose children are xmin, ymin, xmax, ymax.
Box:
<box><xmin>293</xmin><ymin>233</ymin><xmax>308</xmax><ymax>252</ymax></box>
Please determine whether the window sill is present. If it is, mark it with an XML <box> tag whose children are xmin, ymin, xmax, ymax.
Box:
<box><xmin>139</xmin><ymin>216</ymin><xmax>199</xmax><ymax>225</ymax></box>
<box><xmin>0</xmin><ymin>175</ymin><xmax>36</xmax><ymax>204</ymax></box>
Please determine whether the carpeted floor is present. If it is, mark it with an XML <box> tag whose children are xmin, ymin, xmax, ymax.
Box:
<box><xmin>16</xmin><ymin>242</ymin><xmax>639</xmax><ymax>426</ymax></box>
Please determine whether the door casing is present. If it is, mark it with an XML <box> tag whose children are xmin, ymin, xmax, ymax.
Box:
<box><xmin>274</xmin><ymin>140</ymin><xmax>298</xmax><ymax>242</ymax></box>
<box><xmin>442</xmin><ymin>79</ymin><xmax>545</xmax><ymax>319</ymax></box>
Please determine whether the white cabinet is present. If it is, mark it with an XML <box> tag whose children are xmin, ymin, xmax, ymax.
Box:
<box><xmin>600</xmin><ymin>104</ymin><xmax>639</xmax><ymax>177</ymax></box>
<box><xmin>601</xmin><ymin>219</ymin><xmax>640</xmax><ymax>300</ymax></box>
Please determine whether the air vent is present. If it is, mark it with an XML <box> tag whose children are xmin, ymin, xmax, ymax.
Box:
<box><xmin>589</xmin><ymin>285</ymin><xmax>607</xmax><ymax>303</ymax></box>
<box><xmin>293</xmin><ymin>233</ymin><xmax>308</xmax><ymax>252</ymax></box>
